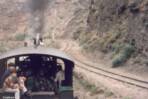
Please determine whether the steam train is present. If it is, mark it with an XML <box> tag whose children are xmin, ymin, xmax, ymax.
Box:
<box><xmin>0</xmin><ymin>46</ymin><xmax>74</xmax><ymax>99</ymax></box>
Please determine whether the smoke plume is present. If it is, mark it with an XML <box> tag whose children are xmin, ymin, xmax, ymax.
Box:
<box><xmin>26</xmin><ymin>0</ymin><xmax>48</xmax><ymax>39</ymax></box>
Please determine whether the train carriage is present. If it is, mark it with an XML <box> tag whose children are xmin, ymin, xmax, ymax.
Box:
<box><xmin>0</xmin><ymin>47</ymin><xmax>74</xmax><ymax>99</ymax></box>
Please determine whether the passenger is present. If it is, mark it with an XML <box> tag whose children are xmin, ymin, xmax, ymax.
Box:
<box><xmin>18</xmin><ymin>76</ymin><xmax>27</xmax><ymax>94</ymax></box>
<box><xmin>18</xmin><ymin>76</ymin><xmax>30</xmax><ymax>99</ymax></box>
<box><xmin>55</xmin><ymin>65</ymin><xmax>65</xmax><ymax>88</ymax></box>
<box><xmin>3</xmin><ymin>65</ymin><xmax>18</xmax><ymax>90</ymax></box>
<box><xmin>3</xmin><ymin>73</ymin><xmax>19</xmax><ymax>90</ymax></box>
<box><xmin>3</xmin><ymin>67</ymin><xmax>20</xmax><ymax>99</ymax></box>
<box><xmin>1</xmin><ymin>63</ymin><xmax>16</xmax><ymax>85</ymax></box>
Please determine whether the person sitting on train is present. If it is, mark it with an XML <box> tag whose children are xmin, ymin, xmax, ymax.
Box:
<box><xmin>3</xmin><ymin>67</ymin><xmax>20</xmax><ymax>99</ymax></box>
<box><xmin>18</xmin><ymin>76</ymin><xmax>27</xmax><ymax>94</ymax></box>
<box><xmin>18</xmin><ymin>75</ymin><xmax>31</xmax><ymax>99</ymax></box>
<box><xmin>3</xmin><ymin>65</ymin><xmax>19</xmax><ymax>90</ymax></box>
<box><xmin>55</xmin><ymin>64</ymin><xmax>65</xmax><ymax>88</ymax></box>
<box><xmin>1</xmin><ymin>63</ymin><xmax>16</xmax><ymax>85</ymax></box>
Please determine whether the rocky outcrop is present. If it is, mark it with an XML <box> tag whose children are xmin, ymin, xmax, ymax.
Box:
<box><xmin>0</xmin><ymin>0</ymin><xmax>148</xmax><ymax>66</ymax></box>
<box><xmin>86</xmin><ymin>0</ymin><xmax>148</xmax><ymax>53</ymax></box>
<box><xmin>0</xmin><ymin>0</ymin><xmax>26</xmax><ymax>40</ymax></box>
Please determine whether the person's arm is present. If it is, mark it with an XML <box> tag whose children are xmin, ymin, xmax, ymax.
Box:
<box><xmin>4</xmin><ymin>78</ymin><xmax>14</xmax><ymax>89</ymax></box>
<box><xmin>55</xmin><ymin>72</ymin><xmax>59</xmax><ymax>82</ymax></box>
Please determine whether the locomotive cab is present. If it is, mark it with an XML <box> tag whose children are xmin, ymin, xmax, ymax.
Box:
<box><xmin>0</xmin><ymin>47</ymin><xmax>74</xmax><ymax>99</ymax></box>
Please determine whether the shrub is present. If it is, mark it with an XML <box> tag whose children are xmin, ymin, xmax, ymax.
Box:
<box><xmin>74</xmin><ymin>72</ymin><xmax>99</xmax><ymax>95</ymax></box>
<box><xmin>15</xmin><ymin>34</ymin><xmax>26</xmax><ymax>41</ymax></box>
<box><xmin>112</xmin><ymin>54</ymin><xmax>123</xmax><ymax>67</ymax></box>
<box><xmin>112</xmin><ymin>44</ymin><xmax>135</xmax><ymax>67</ymax></box>
<box><xmin>0</xmin><ymin>44</ymin><xmax>7</xmax><ymax>53</ymax></box>
<box><xmin>105</xmin><ymin>90</ymin><xmax>114</xmax><ymax>97</ymax></box>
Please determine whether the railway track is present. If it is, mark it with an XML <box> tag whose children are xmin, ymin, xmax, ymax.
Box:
<box><xmin>63</xmin><ymin>42</ymin><xmax>148</xmax><ymax>90</ymax></box>
<box><xmin>75</xmin><ymin>59</ymin><xmax>148</xmax><ymax>90</ymax></box>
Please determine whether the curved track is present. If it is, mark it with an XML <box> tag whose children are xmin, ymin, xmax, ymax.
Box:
<box><xmin>63</xmin><ymin>41</ymin><xmax>148</xmax><ymax>90</ymax></box>
<box><xmin>75</xmin><ymin>60</ymin><xmax>148</xmax><ymax>89</ymax></box>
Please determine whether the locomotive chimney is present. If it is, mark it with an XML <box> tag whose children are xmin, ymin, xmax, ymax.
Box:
<box><xmin>25</xmin><ymin>0</ymin><xmax>48</xmax><ymax>47</ymax></box>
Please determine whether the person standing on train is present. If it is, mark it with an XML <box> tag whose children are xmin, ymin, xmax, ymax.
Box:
<box><xmin>55</xmin><ymin>65</ymin><xmax>65</xmax><ymax>88</ymax></box>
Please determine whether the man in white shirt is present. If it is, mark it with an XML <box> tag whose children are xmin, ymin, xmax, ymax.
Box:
<box><xmin>55</xmin><ymin>65</ymin><xmax>65</xmax><ymax>88</ymax></box>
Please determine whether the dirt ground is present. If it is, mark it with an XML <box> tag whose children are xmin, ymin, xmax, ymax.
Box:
<box><xmin>56</xmin><ymin>39</ymin><xmax>148</xmax><ymax>99</ymax></box>
<box><xmin>73</xmin><ymin>73</ymin><xmax>120</xmax><ymax>99</ymax></box>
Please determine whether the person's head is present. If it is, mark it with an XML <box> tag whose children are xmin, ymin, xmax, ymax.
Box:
<box><xmin>7</xmin><ymin>63</ymin><xmax>16</xmax><ymax>73</ymax></box>
<box><xmin>11</xmin><ymin>73</ymin><xmax>17</xmax><ymax>78</ymax></box>
<box><xmin>8</xmin><ymin>66</ymin><xmax>16</xmax><ymax>74</ymax></box>
<box><xmin>8</xmin><ymin>62</ymin><xmax>15</xmax><ymax>67</ymax></box>
<box><xmin>8</xmin><ymin>63</ymin><xmax>17</xmax><ymax>73</ymax></box>
<box><xmin>57</xmin><ymin>64</ymin><xmax>62</xmax><ymax>71</ymax></box>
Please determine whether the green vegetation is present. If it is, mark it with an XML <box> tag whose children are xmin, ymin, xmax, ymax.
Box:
<box><xmin>74</xmin><ymin>72</ymin><xmax>99</xmax><ymax>95</ymax></box>
<box><xmin>15</xmin><ymin>33</ymin><xmax>26</xmax><ymax>41</ymax></box>
<box><xmin>123</xmin><ymin>97</ymin><xmax>132</xmax><ymax>99</ymax></box>
<box><xmin>78</xmin><ymin>77</ymin><xmax>99</xmax><ymax>94</ymax></box>
<box><xmin>79</xmin><ymin>31</ymin><xmax>122</xmax><ymax>53</ymax></box>
<box><xmin>0</xmin><ymin>43</ymin><xmax>7</xmax><ymax>53</ymax></box>
<box><xmin>74</xmin><ymin>72</ymin><xmax>114</xmax><ymax>97</ymax></box>
<box><xmin>78</xmin><ymin>23</ymin><xmax>136</xmax><ymax>67</ymax></box>
<box><xmin>104</xmin><ymin>90</ymin><xmax>114</xmax><ymax>97</ymax></box>
<box><xmin>112</xmin><ymin>44</ymin><xmax>135</xmax><ymax>67</ymax></box>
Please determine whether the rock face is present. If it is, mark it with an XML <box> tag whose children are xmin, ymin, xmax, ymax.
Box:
<box><xmin>0</xmin><ymin>0</ymin><xmax>148</xmax><ymax>65</ymax></box>
<box><xmin>86</xmin><ymin>0</ymin><xmax>148</xmax><ymax>52</ymax></box>
<box><xmin>0</xmin><ymin>0</ymin><xmax>26</xmax><ymax>40</ymax></box>
<box><xmin>44</xmin><ymin>0</ymin><xmax>90</xmax><ymax>39</ymax></box>
<box><xmin>47</xmin><ymin>0</ymin><xmax>148</xmax><ymax>66</ymax></box>
<box><xmin>84</xmin><ymin>0</ymin><xmax>148</xmax><ymax>66</ymax></box>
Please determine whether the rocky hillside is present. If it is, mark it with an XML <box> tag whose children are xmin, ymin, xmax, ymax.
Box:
<box><xmin>81</xmin><ymin>0</ymin><xmax>148</xmax><ymax>67</ymax></box>
<box><xmin>0</xmin><ymin>0</ymin><xmax>27</xmax><ymax>40</ymax></box>
<box><xmin>0</xmin><ymin>0</ymin><xmax>148</xmax><ymax>67</ymax></box>
<box><xmin>47</xmin><ymin>0</ymin><xmax>148</xmax><ymax>67</ymax></box>
<box><xmin>0</xmin><ymin>0</ymin><xmax>27</xmax><ymax>53</ymax></box>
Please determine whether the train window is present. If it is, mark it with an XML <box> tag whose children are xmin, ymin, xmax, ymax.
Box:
<box><xmin>19</xmin><ymin>56</ymin><xmax>29</xmax><ymax>61</ymax></box>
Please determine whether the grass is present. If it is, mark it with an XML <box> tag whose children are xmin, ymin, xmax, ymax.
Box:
<box><xmin>79</xmin><ymin>31</ymin><xmax>122</xmax><ymax>53</ymax></box>
<box><xmin>78</xmin><ymin>24</ymin><xmax>135</xmax><ymax>67</ymax></box>
<box><xmin>74</xmin><ymin>72</ymin><xmax>114</xmax><ymax>97</ymax></box>
<box><xmin>0</xmin><ymin>43</ymin><xmax>7</xmax><ymax>53</ymax></box>
<box><xmin>74</xmin><ymin>72</ymin><xmax>99</xmax><ymax>95</ymax></box>
<box><xmin>15</xmin><ymin>33</ymin><xmax>26</xmax><ymax>41</ymax></box>
<box><xmin>102</xmin><ymin>32</ymin><xmax>121</xmax><ymax>49</ymax></box>
<box><xmin>123</xmin><ymin>97</ymin><xmax>132</xmax><ymax>99</ymax></box>
<box><xmin>79</xmin><ymin>77</ymin><xmax>98</xmax><ymax>94</ymax></box>
<box><xmin>104</xmin><ymin>90</ymin><xmax>114</xmax><ymax>97</ymax></box>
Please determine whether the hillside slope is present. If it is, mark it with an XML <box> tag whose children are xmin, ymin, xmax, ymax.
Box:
<box><xmin>74</xmin><ymin>0</ymin><xmax>148</xmax><ymax>67</ymax></box>
<box><xmin>0</xmin><ymin>0</ymin><xmax>148</xmax><ymax>68</ymax></box>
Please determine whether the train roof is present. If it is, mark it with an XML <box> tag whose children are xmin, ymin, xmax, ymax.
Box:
<box><xmin>0</xmin><ymin>47</ymin><xmax>73</xmax><ymax>62</ymax></box>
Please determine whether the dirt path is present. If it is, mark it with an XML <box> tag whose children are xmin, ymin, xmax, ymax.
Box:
<box><xmin>74</xmin><ymin>77</ymin><xmax>92</xmax><ymax>99</ymax></box>
<box><xmin>49</xmin><ymin>39</ymin><xmax>148</xmax><ymax>99</ymax></box>
<box><xmin>73</xmin><ymin>73</ymin><xmax>121</xmax><ymax>99</ymax></box>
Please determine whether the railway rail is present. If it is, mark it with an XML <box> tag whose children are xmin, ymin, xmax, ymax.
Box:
<box><xmin>63</xmin><ymin>42</ymin><xmax>148</xmax><ymax>90</ymax></box>
<box><xmin>75</xmin><ymin>60</ymin><xmax>148</xmax><ymax>90</ymax></box>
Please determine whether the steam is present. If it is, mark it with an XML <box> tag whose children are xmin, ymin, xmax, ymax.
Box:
<box><xmin>26</xmin><ymin>0</ymin><xmax>49</xmax><ymax>39</ymax></box>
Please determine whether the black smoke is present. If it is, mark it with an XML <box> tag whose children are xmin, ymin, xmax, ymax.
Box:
<box><xmin>26</xmin><ymin>0</ymin><xmax>49</xmax><ymax>38</ymax></box>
